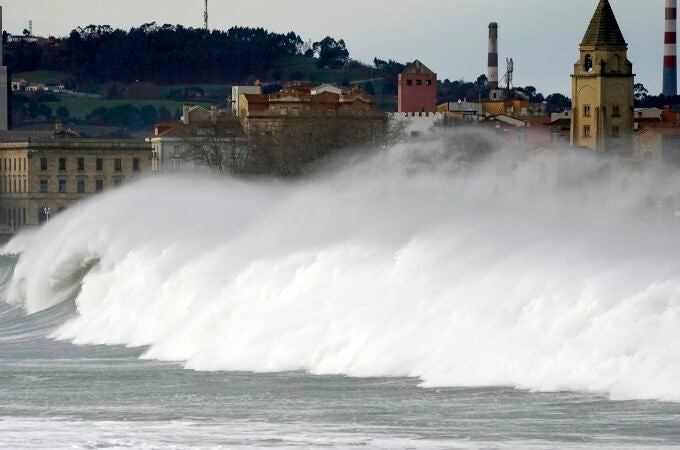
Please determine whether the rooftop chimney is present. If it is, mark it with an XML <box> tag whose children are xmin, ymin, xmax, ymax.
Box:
<box><xmin>488</xmin><ymin>23</ymin><xmax>499</xmax><ymax>91</ymax></box>
<box><xmin>664</xmin><ymin>0</ymin><xmax>678</xmax><ymax>96</ymax></box>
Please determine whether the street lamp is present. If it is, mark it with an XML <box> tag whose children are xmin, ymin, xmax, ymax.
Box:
<box><xmin>43</xmin><ymin>206</ymin><xmax>50</xmax><ymax>223</ymax></box>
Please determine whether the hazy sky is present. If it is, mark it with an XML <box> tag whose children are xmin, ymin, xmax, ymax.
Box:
<box><xmin>3</xmin><ymin>0</ymin><xmax>660</xmax><ymax>96</ymax></box>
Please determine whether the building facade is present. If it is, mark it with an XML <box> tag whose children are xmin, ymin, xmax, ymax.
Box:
<box><xmin>149</xmin><ymin>105</ymin><xmax>247</xmax><ymax>173</ymax></box>
<box><xmin>398</xmin><ymin>60</ymin><xmax>437</xmax><ymax>113</ymax></box>
<box><xmin>570</xmin><ymin>0</ymin><xmax>635</xmax><ymax>153</ymax></box>
<box><xmin>238</xmin><ymin>84</ymin><xmax>385</xmax><ymax>173</ymax></box>
<box><xmin>0</xmin><ymin>138</ymin><xmax>151</xmax><ymax>229</ymax></box>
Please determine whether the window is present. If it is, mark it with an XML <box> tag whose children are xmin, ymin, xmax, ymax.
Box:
<box><xmin>583</xmin><ymin>105</ymin><xmax>591</xmax><ymax>117</ymax></box>
<box><xmin>58</xmin><ymin>179</ymin><xmax>66</xmax><ymax>193</ymax></box>
<box><xmin>133</xmin><ymin>158</ymin><xmax>140</xmax><ymax>172</ymax></box>
<box><xmin>114</xmin><ymin>159</ymin><xmax>122</xmax><ymax>171</ymax></box>
<box><xmin>612</xmin><ymin>126</ymin><xmax>620</xmax><ymax>137</ymax></box>
<box><xmin>612</xmin><ymin>105</ymin><xmax>621</xmax><ymax>118</ymax></box>
<box><xmin>113</xmin><ymin>178</ymin><xmax>122</xmax><ymax>187</ymax></box>
<box><xmin>77</xmin><ymin>158</ymin><xmax>85</xmax><ymax>171</ymax></box>
<box><xmin>59</xmin><ymin>158</ymin><xmax>66</xmax><ymax>171</ymax></box>
<box><xmin>583</xmin><ymin>125</ymin><xmax>591</xmax><ymax>138</ymax></box>
<box><xmin>77</xmin><ymin>179</ymin><xmax>85</xmax><ymax>193</ymax></box>
<box><xmin>40</xmin><ymin>158</ymin><xmax>47</xmax><ymax>171</ymax></box>
<box><xmin>406</xmin><ymin>79</ymin><xmax>413</xmax><ymax>86</ymax></box>
<box><xmin>426</xmin><ymin>79</ymin><xmax>432</xmax><ymax>86</ymax></box>
<box><xmin>584</xmin><ymin>54</ymin><xmax>593</xmax><ymax>72</ymax></box>
<box><xmin>95</xmin><ymin>180</ymin><xmax>104</xmax><ymax>192</ymax></box>
<box><xmin>40</xmin><ymin>179</ymin><xmax>48</xmax><ymax>193</ymax></box>
<box><xmin>416</xmin><ymin>79</ymin><xmax>423</xmax><ymax>86</ymax></box>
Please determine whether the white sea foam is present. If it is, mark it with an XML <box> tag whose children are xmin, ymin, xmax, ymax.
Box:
<box><xmin>0</xmin><ymin>417</ymin><xmax>675</xmax><ymax>450</ymax></box>
<box><xmin>5</xmin><ymin>129</ymin><xmax>680</xmax><ymax>402</ymax></box>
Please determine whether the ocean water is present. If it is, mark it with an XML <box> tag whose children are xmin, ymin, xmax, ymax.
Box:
<box><xmin>2</xmin><ymin>131</ymin><xmax>680</xmax><ymax>448</ymax></box>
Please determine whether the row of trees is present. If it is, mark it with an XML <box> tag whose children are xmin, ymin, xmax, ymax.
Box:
<box><xmin>4</xmin><ymin>24</ymin><xmax>354</xmax><ymax>87</ymax></box>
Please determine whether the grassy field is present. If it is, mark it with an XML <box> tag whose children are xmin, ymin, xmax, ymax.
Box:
<box><xmin>51</xmin><ymin>97</ymin><xmax>211</xmax><ymax>121</ymax></box>
<box><xmin>13</xmin><ymin>71</ymin><xmax>72</xmax><ymax>83</ymax></box>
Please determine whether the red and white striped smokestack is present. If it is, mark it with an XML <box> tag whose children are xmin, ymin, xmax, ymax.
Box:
<box><xmin>488</xmin><ymin>22</ymin><xmax>499</xmax><ymax>91</ymax></box>
<box><xmin>664</xmin><ymin>0</ymin><xmax>678</xmax><ymax>96</ymax></box>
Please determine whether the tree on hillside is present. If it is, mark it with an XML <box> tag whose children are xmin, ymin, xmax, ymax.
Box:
<box><xmin>545</xmin><ymin>93</ymin><xmax>571</xmax><ymax>110</ymax></box>
<box><xmin>313</xmin><ymin>37</ymin><xmax>349</xmax><ymax>69</ymax></box>
<box><xmin>634</xmin><ymin>83</ymin><xmax>648</xmax><ymax>102</ymax></box>
<box><xmin>56</xmin><ymin>106</ymin><xmax>70</xmax><ymax>120</ymax></box>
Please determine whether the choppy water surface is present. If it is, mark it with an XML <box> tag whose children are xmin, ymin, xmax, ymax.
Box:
<box><xmin>2</xmin><ymin>300</ymin><xmax>679</xmax><ymax>449</ymax></box>
<box><xmin>3</xmin><ymin>133</ymin><xmax>680</xmax><ymax>448</ymax></box>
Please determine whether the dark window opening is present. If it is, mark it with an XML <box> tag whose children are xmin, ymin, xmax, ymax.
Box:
<box><xmin>58</xmin><ymin>179</ymin><xmax>67</xmax><ymax>193</ymax></box>
<box><xmin>114</xmin><ymin>159</ymin><xmax>122</xmax><ymax>171</ymax></box>
<box><xmin>584</xmin><ymin>54</ymin><xmax>593</xmax><ymax>72</ymax></box>
<box><xmin>77</xmin><ymin>158</ymin><xmax>85</xmax><ymax>171</ymax></box>
<box><xmin>96</xmin><ymin>158</ymin><xmax>103</xmax><ymax>171</ymax></box>
<box><xmin>59</xmin><ymin>158</ymin><xmax>66</xmax><ymax>171</ymax></box>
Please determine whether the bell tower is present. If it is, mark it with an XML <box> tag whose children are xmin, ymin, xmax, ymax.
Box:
<box><xmin>571</xmin><ymin>0</ymin><xmax>634</xmax><ymax>153</ymax></box>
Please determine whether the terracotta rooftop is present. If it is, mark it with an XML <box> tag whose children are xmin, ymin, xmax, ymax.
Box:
<box><xmin>154</xmin><ymin>120</ymin><xmax>245</xmax><ymax>138</ymax></box>
<box><xmin>581</xmin><ymin>0</ymin><xmax>626</xmax><ymax>46</ymax></box>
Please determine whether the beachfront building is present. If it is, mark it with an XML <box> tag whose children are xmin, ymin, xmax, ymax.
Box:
<box><xmin>0</xmin><ymin>133</ymin><xmax>151</xmax><ymax>230</ymax></box>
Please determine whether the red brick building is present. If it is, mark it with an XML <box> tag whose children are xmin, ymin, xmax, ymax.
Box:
<box><xmin>398</xmin><ymin>60</ymin><xmax>437</xmax><ymax>113</ymax></box>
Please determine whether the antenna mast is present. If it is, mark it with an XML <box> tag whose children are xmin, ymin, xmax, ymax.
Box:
<box><xmin>204</xmin><ymin>0</ymin><xmax>208</xmax><ymax>31</ymax></box>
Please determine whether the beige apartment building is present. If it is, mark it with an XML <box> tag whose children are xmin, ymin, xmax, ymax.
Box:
<box><xmin>0</xmin><ymin>138</ymin><xmax>151</xmax><ymax>230</ymax></box>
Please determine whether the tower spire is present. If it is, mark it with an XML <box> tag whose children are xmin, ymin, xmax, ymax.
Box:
<box><xmin>581</xmin><ymin>0</ymin><xmax>626</xmax><ymax>46</ymax></box>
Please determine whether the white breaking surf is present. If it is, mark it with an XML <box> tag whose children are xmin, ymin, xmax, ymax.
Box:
<box><xmin>5</xmin><ymin>129</ymin><xmax>680</xmax><ymax>402</ymax></box>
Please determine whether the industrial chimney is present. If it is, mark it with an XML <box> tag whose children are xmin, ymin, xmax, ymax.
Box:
<box><xmin>664</xmin><ymin>0</ymin><xmax>678</xmax><ymax>96</ymax></box>
<box><xmin>488</xmin><ymin>22</ymin><xmax>499</xmax><ymax>91</ymax></box>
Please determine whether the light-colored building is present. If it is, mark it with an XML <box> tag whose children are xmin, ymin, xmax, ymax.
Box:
<box><xmin>25</xmin><ymin>83</ymin><xmax>46</xmax><ymax>93</ymax></box>
<box><xmin>11</xmin><ymin>78</ymin><xmax>28</xmax><ymax>92</ymax></box>
<box><xmin>149</xmin><ymin>104</ymin><xmax>247</xmax><ymax>173</ymax></box>
<box><xmin>0</xmin><ymin>135</ymin><xmax>151</xmax><ymax>230</ymax></box>
<box><xmin>231</xmin><ymin>84</ymin><xmax>262</xmax><ymax>117</ymax></box>
<box><xmin>634</xmin><ymin>128</ymin><xmax>680</xmax><ymax>164</ymax></box>
<box><xmin>387</xmin><ymin>112</ymin><xmax>445</xmax><ymax>139</ymax></box>
<box><xmin>570</xmin><ymin>0</ymin><xmax>634</xmax><ymax>153</ymax></box>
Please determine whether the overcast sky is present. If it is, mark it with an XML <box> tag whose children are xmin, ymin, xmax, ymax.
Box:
<box><xmin>3</xmin><ymin>0</ymin><xmax>660</xmax><ymax>96</ymax></box>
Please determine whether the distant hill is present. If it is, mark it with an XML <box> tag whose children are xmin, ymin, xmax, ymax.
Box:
<box><xmin>5</xmin><ymin>24</ymin><xmax>570</xmax><ymax>134</ymax></box>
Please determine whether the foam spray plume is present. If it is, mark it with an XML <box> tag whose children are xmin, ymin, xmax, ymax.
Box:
<box><xmin>4</xmin><ymin>129</ymin><xmax>680</xmax><ymax>402</ymax></box>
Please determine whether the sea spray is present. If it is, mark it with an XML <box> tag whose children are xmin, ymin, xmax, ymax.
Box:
<box><xmin>4</xmin><ymin>129</ymin><xmax>680</xmax><ymax>401</ymax></box>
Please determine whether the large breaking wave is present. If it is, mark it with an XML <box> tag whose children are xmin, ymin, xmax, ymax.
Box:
<box><xmin>4</xmin><ymin>129</ymin><xmax>680</xmax><ymax>402</ymax></box>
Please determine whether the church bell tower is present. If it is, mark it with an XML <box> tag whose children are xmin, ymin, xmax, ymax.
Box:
<box><xmin>571</xmin><ymin>0</ymin><xmax>634</xmax><ymax>153</ymax></box>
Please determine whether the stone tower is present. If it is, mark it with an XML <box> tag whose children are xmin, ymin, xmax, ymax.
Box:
<box><xmin>570</xmin><ymin>0</ymin><xmax>634</xmax><ymax>153</ymax></box>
